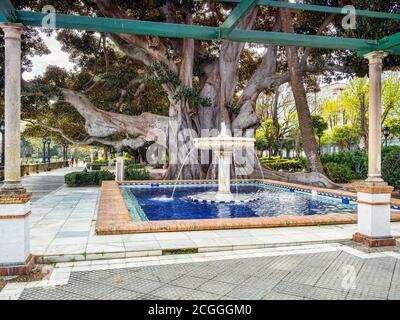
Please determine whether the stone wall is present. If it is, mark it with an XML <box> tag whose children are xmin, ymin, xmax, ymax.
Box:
<box><xmin>0</xmin><ymin>161</ymin><xmax>67</xmax><ymax>180</ymax></box>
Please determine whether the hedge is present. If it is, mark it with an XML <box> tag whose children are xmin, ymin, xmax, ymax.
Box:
<box><xmin>382</xmin><ymin>149</ymin><xmax>400</xmax><ymax>189</ymax></box>
<box><xmin>323</xmin><ymin>162</ymin><xmax>354</xmax><ymax>183</ymax></box>
<box><xmin>260</xmin><ymin>157</ymin><xmax>304</xmax><ymax>172</ymax></box>
<box><xmin>65</xmin><ymin>171</ymin><xmax>115</xmax><ymax>187</ymax></box>
<box><xmin>125</xmin><ymin>163</ymin><xmax>150</xmax><ymax>180</ymax></box>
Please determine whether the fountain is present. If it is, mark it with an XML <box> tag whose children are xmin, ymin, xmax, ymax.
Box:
<box><xmin>188</xmin><ymin>123</ymin><xmax>259</xmax><ymax>203</ymax></box>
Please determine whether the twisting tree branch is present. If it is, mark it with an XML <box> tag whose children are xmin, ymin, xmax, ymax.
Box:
<box><xmin>28</xmin><ymin>120</ymin><xmax>149</xmax><ymax>150</ymax></box>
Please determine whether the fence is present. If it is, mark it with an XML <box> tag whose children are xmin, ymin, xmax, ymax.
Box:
<box><xmin>0</xmin><ymin>161</ymin><xmax>67</xmax><ymax>180</ymax></box>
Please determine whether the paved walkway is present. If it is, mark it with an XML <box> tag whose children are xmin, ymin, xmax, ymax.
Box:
<box><xmin>1</xmin><ymin>243</ymin><xmax>399</xmax><ymax>300</ymax></box>
<box><xmin>22</xmin><ymin>166</ymin><xmax>83</xmax><ymax>202</ymax></box>
<box><xmin>1</xmin><ymin>169</ymin><xmax>400</xmax><ymax>300</ymax></box>
<box><xmin>29</xmin><ymin>185</ymin><xmax>400</xmax><ymax>262</ymax></box>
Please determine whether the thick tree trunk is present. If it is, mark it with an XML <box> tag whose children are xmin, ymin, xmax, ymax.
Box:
<box><xmin>280</xmin><ymin>6</ymin><xmax>324</xmax><ymax>174</ymax></box>
<box><xmin>164</xmin><ymin>13</ymin><xmax>205</xmax><ymax>180</ymax></box>
<box><xmin>56</xmin><ymin>0</ymin><xmax>339</xmax><ymax>187</ymax></box>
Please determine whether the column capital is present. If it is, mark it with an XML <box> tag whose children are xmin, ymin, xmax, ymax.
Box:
<box><xmin>364</xmin><ymin>51</ymin><xmax>388</xmax><ymax>64</ymax></box>
<box><xmin>0</xmin><ymin>23</ymin><xmax>25</xmax><ymax>39</ymax></box>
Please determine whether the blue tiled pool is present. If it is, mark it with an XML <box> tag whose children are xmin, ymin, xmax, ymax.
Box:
<box><xmin>120</xmin><ymin>183</ymin><xmax>357</xmax><ymax>221</ymax></box>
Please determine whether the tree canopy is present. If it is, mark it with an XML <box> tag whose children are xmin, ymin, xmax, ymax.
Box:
<box><xmin>2</xmin><ymin>0</ymin><xmax>400</xmax><ymax>182</ymax></box>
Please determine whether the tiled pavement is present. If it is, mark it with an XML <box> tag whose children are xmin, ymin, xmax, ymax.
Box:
<box><xmin>3</xmin><ymin>243</ymin><xmax>399</xmax><ymax>300</ymax></box>
<box><xmin>28</xmin><ymin>175</ymin><xmax>400</xmax><ymax>262</ymax></box>
<box><xmin>22</xmin><ymin>166</ymin><xmax>84</xmax><ymax>202</ymax></box>
<box><xmin>6</xmin><ymin>167</ymin><xmax>399</xmax><ymax>300</ymax></box>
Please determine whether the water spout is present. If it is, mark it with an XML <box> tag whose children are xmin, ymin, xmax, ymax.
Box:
<box><xmin>170</xmin><ymin>147</ymin><xmax>196</xmax><ymax>199</ymax></box>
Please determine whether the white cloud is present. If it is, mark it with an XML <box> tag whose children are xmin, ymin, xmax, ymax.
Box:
<box><xmin>23</xmin><ymin>31</ymin><xmax>75</xmax><ymax>80</ymax></box>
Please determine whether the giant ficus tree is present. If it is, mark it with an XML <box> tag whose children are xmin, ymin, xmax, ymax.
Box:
<box><xmin>3</xmin><ymin>0</ymin><xmax>400</xmax><ymax>186</ymax></box>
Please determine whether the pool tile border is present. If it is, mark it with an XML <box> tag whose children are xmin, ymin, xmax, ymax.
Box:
<box><xmin>96</xmin><ymin>180</ymin><xmax>400</xmax><ymax>235</ymax></box>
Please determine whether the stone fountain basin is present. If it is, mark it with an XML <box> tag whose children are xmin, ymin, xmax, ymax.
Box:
<box><xmin>193</xmin><ymin>136</ymin><xmax>256</xmax><ymax>151</ymax></box>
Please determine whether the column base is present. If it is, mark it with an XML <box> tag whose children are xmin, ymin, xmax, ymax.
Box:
<box><xmin>0</xmin><ymin>192</ymin><xmax>32</xmax><ymax>276</ymax></box>
<box><xmin>352</xmin><ymin>232</ymin><xmax>397</xmax><ymax>248</ymax></box>
<box><xmin>364</xmin><ymin>177</ymin><xmax>387</xmax><ymax>187</ymax></box>
<box><xmin>0</xmin><ymin>254</ymin><xmax>35</xmax><ymax>277</ymax></box>
<box><xmin>0</xmin><ymin>181</ymin><xmax>26</xmax><ymax>195</ymax></box>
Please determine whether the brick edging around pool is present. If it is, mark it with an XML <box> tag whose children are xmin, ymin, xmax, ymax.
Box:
<box><xmin>95</xmin><ymin>180</ymin><xmax>400</xmax><ymax>235</ymax></box>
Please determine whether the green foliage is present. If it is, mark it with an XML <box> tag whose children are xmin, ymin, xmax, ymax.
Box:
<box><xmin>296</xmin><ymin>156</ymin><xmax>307</xmax><ymax>170</ymax></box>
<box><xmin>382</xmin><ymin>149</ymin><xmax>400</xmax><ymax>190</ymax></box>
<box><xmin>321</xmin><ymin>150</ymin><xmax>368</xmax><ymax>180</ymax></box>
<box><xmin>97</xmin><ymin>171</ymin><xmax>116</xmax><ymax>185</ymax></box>
<box><xmin>173</xmin><ymin>86</ymin><xmax>211</xmax><ymax>108</ymax></box>
<box><xmin>312</xmin><ymin>115</ymin><xmax>328</xmax><ymax>137</ymax></box>
<box><xmin>385</xmin><ymin>117</ymin><xmax>400</xmax><ymax>138</ymax></box>
<box><xmin>86</xmin><ymin>160</ymin><xmax>109</xmax><ymax>170</ymax></box>
<box><xmin>255</xmin><ymin>136</ymin><xmax>267</xmax><ymax>151</ymax></box>
<box><xmin>382</xmin><ymin>146</ymin><xmax>400</xmax><ymax>160</ymax></box>
<box><xmin>125</xmin><ymin>162</ymin><xmax>145</xmax><ymax>169</ymax></box>
<box><xmin>147</xmin><ymin>62</ymin><xmax>180</xmax><ymax>86</ymax></box>
<box><xmin>226</xmin><ymin>102</ymin><xmax>241</xmax><ymax>116</ymax></box>
<box><xmin>260</xmin><ymin>157</ymin><xmax>304</xmax><ymax>172</ymax></box>
<box><xmin>64</xmin><ymin>170</ymin><xmax>115</xmax><ymax>187</ymax></box>
<box><xmin>256</xmin><ymin>119</ymin><xmax>278</xmax><ymax>153</ymax></box>
<box><xmin>125</xmin><ymin>164</ymin><xmax>150</xmax><ymax>180</ymax></box>
<box><xmin>331</xmin><ymin>125</ymin><xmax>360</xmax><ymax>151</ymax></box>
<box><xmin>324</xmin><ymin>162</ymin><xmax>354</xmax><ymax>183</ymax></box>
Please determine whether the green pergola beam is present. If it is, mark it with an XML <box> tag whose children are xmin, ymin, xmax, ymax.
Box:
<box><xmin>14</xmin><ymin>10</ymin><xmax>381</xmax><ymax>52</ymax></box>
<box><xmin>219</xmin><ymin>0</ymin><xmax>400</xmax><ymax>21</ymax></box>
<box><xmin>228</xmin><ymin>29</ymin><xmax>379</xmax><ymax>52</ymax></box>
<box><xmin>0</xmin><ymin>0</ymin><xmax>16</xmax><ymax>22</ymax></box>
<box><xmin>15</xmin><ymin>10</ymin><xmax>219</xmax><ymax>40</ymax></box>
<box><xmin>220</xmin><ymin>0</ymin><xmax>259</xmax><ymax>38</ymax></box>
<box><xmin>379</xmin><ymin>33</ymin><xmax>400</xmax><ymax>52</ymax></box>
<box><xmin>0</xmin><ymin>11</ymin><xmax>8</xmax><ymax>23</ymax></box>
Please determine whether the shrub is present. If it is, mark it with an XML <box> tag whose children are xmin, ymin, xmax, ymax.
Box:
<box><xmin>125</xmin><ymin>164</ymin><xmax>150</xmax><ymax>180</ymax></box>
<box><xmin>125</xmin><ymin>162</ymin><xmax>146</xmax><ymax>169</ymax></box>
<box><xmin>382</xmin><ymin>149</ymin><xmax>400</xmax><ymax>190</ymax></box>
<box><xmin>65</xmin><ymin>170</ymin><xmax>115</xmax><ymax>187</ymax></box>
<box><xmin>321</xmin><ymin>150</ymin><xmax>367</xmax><ymax>180</ymax></box>
<box><xmin>324</xmin><ymin>162</ymin><xmax>353</xmax><ymax>183</ymax></box>
<box><xmin>260</xmin><ymin>157</ymin><xmax>304</xmax><ymax>172</ymax></box>
<box><xmin>98</xmin><ymin>171</ymin><xmax>116</xmax><ymax>185</ymax></box>
<box><xmin>86</xmin><ymin>161</ymin><xmax>109</xmax><ymax>170</ymax></box>
<box><xmin>65</xmin><ymin>171</ymin><xmax>97</xmax><ymax>186</ymax></box>
<box><xmin>382</xmin><ymin>145</ymin><xmax>400</xmax><ymax>161</ymax></box>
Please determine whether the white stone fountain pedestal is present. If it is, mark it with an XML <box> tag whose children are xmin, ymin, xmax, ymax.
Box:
<box><xmin>189</xmin><ymin>127</ymin><xmax>259</xmax><ymax>204</ymax></box>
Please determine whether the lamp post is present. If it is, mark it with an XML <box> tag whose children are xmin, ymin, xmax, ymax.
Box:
<box><xmin>0</xmin><ymin>119</ymin><xmax>5</xmax><ymax>166</ymax></box>
<box><xmin>42</xmin><ymin>137</ymin><xmax>47</xmax><ymax>163</ymax></box>
<box><xmin>383</xmin><ymin>126</ymin><xmax>390</xmax><ymax>147</ymax></box>
<box><xmin>63</xmin><ymin>145</ymin><xmax>69</xmax><ymax>166</ymax></box>
<box><xmin>46</xmin><ymin>138</ymin><xmax>52</xmax><ymax>163</ymax></box>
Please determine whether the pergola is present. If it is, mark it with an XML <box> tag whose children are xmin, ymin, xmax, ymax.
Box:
<box><xmin>0</xmin><ymin>0</ymin><xmax>397</xmax><ymax>275</ymax></box>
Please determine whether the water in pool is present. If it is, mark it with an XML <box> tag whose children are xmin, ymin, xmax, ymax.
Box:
<box><xmin>121</xmin><ymin>183</ymin><xmax>356</xmax><ymax>221</ymax></box>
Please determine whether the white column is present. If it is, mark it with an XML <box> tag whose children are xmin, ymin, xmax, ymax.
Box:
<box><xmin>364</xmin><ymin>51</ymin><xmax>388</xmax><ymax>186</ymax></box>
<box><xmin>1</xmin><ymin>24</ymin><xmax>25</xmax><ymax>193</ymax></box>
<box><xmin>353</xmin><ymin>51</ymin><xmax>395</xmax><ymax>248</ymax></box>
<box><xmin>0</xmin><ymin>24</ymin><xmax>33</xmax><ymax>276</ymax></box>
<box><xmin>115</xmin><ymin>156</ymin><xmax>125</xmax><ymax>181</ymax></box>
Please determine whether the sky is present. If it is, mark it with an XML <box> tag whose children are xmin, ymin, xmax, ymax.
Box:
<box><xmin>23</xmin><ymin>31</ymin><xmax>75</xmax><ymax>80</ymax></box>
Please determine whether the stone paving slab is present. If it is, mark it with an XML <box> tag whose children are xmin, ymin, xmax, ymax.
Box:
<box><xmin>21</xmin><ymin>166</ymin><xmax>84</xmax><ymax>202</ymax></box>
<box><xmin>29</xmin><ymin>183</ymin><xmax>400</xmax><ymax>261</ymax></box>
<box><xmin>21</xmin><ymin>169</ymin><xmax>400</xmax><ymax>263</ymax></box>
<box><xmin>11</xmin><ymin>244</ymin><xmax>400</xmax><ymax>300</ymax></box>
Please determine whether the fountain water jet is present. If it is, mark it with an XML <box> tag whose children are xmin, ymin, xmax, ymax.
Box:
<box><xmin>189</xmin><ymin>123</ymin><xmax>259</xmax><ymax>203</ymax></box>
